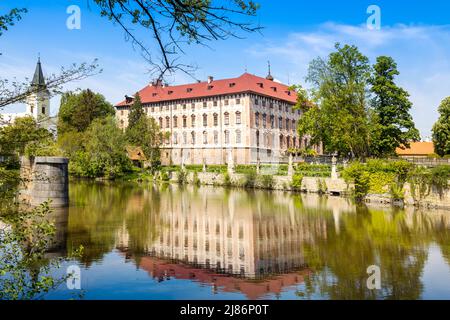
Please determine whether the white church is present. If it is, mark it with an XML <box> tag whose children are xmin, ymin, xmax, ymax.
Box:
<box><xmin>0</xmin><ymin>58</ymin><xmax>57</xmax><ymax>134</ymax></box>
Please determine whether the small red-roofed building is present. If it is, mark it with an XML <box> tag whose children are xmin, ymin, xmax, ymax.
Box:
<box><xmin>115</xmin><ymin>72</ymin><xmax>321</xmax><ymax>165</ymax></box>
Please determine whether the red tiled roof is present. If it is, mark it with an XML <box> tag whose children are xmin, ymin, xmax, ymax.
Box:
<box><xmin>396</xmin><ymin>142</ymin><xmax>435</xmax><ymax>156</ymax></box>
<box><xmin>115</xmin><ymin>73</ymin><xmax>298</xmax><ymax>107</ymax></box>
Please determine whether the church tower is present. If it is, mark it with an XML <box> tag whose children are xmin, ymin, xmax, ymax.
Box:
<box><xmin>26</xmin><ymin>57</ymin><xmax>50</xmax><ymax>121</ymax></box>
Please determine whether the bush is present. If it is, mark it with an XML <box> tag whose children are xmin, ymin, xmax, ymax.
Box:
<box><xmin>389</xmin><ymin>183</ymin><xmax>405</xmax><ymax>201</ymax></box>
<box><xmin>193</xmin><ymin>171</ymin><xmax>200</xmax><ymax>186</ymax></box>
<box><xmin>160</xmin><ymin>171</ymin><xmax>170</xmax><ymax>182</ymax></box>
<box><xmin>223</xmin><ymin>172</ymin><xmax>232</xmax><ymax>187</ymax></box>
<box><xmin>243</xmin><ymin>171</ymin><xmax>257</xmax><ymax>188</ymax></box>
<box><xmin>291</xmin><ymin>174</ymin><xmax>303</xmax><ymax>191</ymax></box>
<box><xmin>430</xmin><ymin>165</ymin><xmax>450</xmax><ymax>198</ymax></box>
<box><xmin>259</xmin><ymin>175</ymin><xmax>274</xmax><ymax>189</ymax></box>
<box><xmin>177</xmin><ymin>169</ymin><xmax>188</xmax><ymax>185</ymax></box>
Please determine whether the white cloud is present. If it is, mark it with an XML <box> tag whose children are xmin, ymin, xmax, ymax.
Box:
<box><xmin>246</xmin><ymin>23</ymin><xmax>450</xmax><ymax>137</ymax></box>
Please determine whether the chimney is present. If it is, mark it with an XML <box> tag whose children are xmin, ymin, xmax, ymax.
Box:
<box><xmin>207</xmin><ymin>76</ymin><xmax>214</xmax><ymax>84</ymax></box>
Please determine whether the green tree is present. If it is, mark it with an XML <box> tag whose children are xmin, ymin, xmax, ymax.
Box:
<box><xmin>70</xmin><ymin>116</ymin><xmax>131</xmax><ymax>178</ymax></box>
<box><xmin>298</xmin><ymin>43</ymin><xmax>371</xmax><ymax>158</ymax></box>
<box><xmin>369</xmin><ymin>56</ymin><xmax>420</xmax><ymax>157</ymax></box>
<box><xmin>432</xmin><ymin>97</ymin><xmax>450</xmax><ymax>157</ymax></box>
<box><xmin>0</xmin><ymin>116</ymin><xmax>53</xmax><ymax>156</ymax></box>
<box><xmin>126</xmin><ymin>93</ymin><xmax>144</xmax><ymax>130</ymax></box>
<box><xmin>57</xmin><ymin>89</ymin><xmax>114</xmax><ymax>135</ymax></box>
<box><xmin>126</xmin><ymin>115</ymin><xmax>162</xmax><ymax>167</ymax></box>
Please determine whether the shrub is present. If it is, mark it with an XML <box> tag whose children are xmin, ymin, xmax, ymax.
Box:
<box><xmin>193</xmin><ymin>171</ymin><xmax>201</xmax><ymax>186</ymax></box>
<box><xmin>291</xmin><ymin>174</ymin><xmax>303</xmax><ymax>191</ymax></box>
<box><xmin>223</xmin><ymin>172</ymin><xmax>232</xmax><ymax>187</ymax></box>
<box><xmin>342</xmin><ymin>161</ymin><xmax>370</xmax><ymax>200</ymax></box>
<box><xmin>317</xmin><ymin>178</ymin><xmax>327</xmax><ymax>194</ymax></box>
<box><xmin>389</xmin><ymin>183</ymin><xmax>405</xmax><ymax>201</ymax></box>
<box><xmin>244</xmin><ymin>171</ymin><xmax>257</xmax><ymax>188</ymax></box>
<box><xmin>430</xmin><ymin>165</ymin><xmax>450</xmax><ymax>198</ymax></box>
<box><xmin>259</xmin><ymin>175</ymin><xmax>274</xmax><ymax>189</ymax></box>
<box><xmin>177</xmin><ymin>169</ymin><xmax>188</xmax><ymax>185</ymax></box>
<box><xmin>160</xmin><ymin>171</ymin><xmax>170</xmax><ymax>182</ymax></box>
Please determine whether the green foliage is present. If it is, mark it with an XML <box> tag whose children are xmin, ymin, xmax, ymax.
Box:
<box><xmin>0</xmin><ymin>8</ymin><xmax>27</xmax><ymax>37</ymax></box>
<box><xmin>69</xmin><ymin>116</ymin><xmax>132</xmax><ymax>178</ymax></box>
<box><xmin>299</xmin><ymin>43</ymin><xmax>371</xmax><ymax>157</ymax></box>
<box><xmin>126</xmin><ymin>93</ymin><xmax>144</xmax><ymax>130</ymax></box>
<box><xmin>192</xmin><ymin>171</ymin><xmax>200</xmax><ymax>186</ymax></box>
<box><xmin>177</xmin><ymin>169</ymin><xmax>188</xmax><ymax>185</ymax></box>
<box><xmin>0</xmin><ymin>116</ymin><xmax>53</xmax><ymax>156</ymax></box>
<box><xmin>317</xmin><ymin>178</ymin><xmax>327</xmax><ymax>194</ymax></box>
<box><xmin>389</xmin><ymin>183</ymin><xmax>405</xmax><ymax>201</ymax></box>
<box><xmin>430</xmin><ymin>165</ymin><xmax>450</xmax><ymax>198</ymax></box>
<box><xmin>57</xmin><ymin>89</ymin><xmax>114</xmax><ymax>135</ymax></box>
<box><xmin>24</xmin><ymin>137</ymin><xmax>61</xmax><ymax>157</ymax></box>
<box><xmin>341</xmin><ymin>161</ymin><xmax>371</xmax><ymax>199</ymax></box>
<box><xmin>243</xmin><ymin>171</ymin><xmax>257</xmax><ymax>188</ymax></box>
<box><xmin>0</xmin><ymin>201</ymin><xmax>83</xmax><ymax>300</ymax></box>
<box><xmin>223</xmin><ymin>172</ymin><xmax>232</xmax><ymax>187</ymax></box>
<box><xmin>369</xmin><ymin>56</ymin><xmax>420</xmax><ymax>157</ymax></box>
<box><xmin>432</xmin><ymin>97</ymin><xmax>450</xmax><ymax>157</ymax></box>
<box><xmin>160</xmin><ymin>171</ymin><xmax>170</xmax><ymax>182</ymax></box>
<box><xmin>125</xmin><ymin>115</ymin><xmax>162</xmax><ymax>168</ymax></box>
<box><xmin>295</xmin><ymin>163</ymin><xmax>331</xmax><ymax>177</ymax></box>
<box><xmin>259</xmin><ymin>175</ymin><xmax>274</xmax><ymax>189</ymax></box>
<box><xmin>291</xmin><ymin>173</ymin><xmax>303</xmax><ymax>191</ymax></box>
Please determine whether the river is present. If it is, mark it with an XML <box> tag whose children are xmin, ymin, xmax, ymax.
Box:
<box><xmin>45</xmin><ymin>181</ymin><xmax>450</xmax><ymax>300</ymax></box>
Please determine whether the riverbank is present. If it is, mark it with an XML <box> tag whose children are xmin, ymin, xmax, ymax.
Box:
<box><xmin>113</xmin><ymin>167</ymin><xmax>450</xmax><ymax>210</ymax></box>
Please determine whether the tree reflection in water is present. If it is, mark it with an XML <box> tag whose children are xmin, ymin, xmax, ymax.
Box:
<box><xmin>61</xmin><ymin>181</ymin><xmax>449</xmax><ymax>299</ymax></box>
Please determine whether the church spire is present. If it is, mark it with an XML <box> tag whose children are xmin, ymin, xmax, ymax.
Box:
<box><xmin>266</xmin><ymin>60</ymin><xmax>274</xmax><ymax>81</ymax></box>
<box><xmin>31</xmin><ymin>56</ymin><xmax>46</xmax><ymax>87</ymax></box>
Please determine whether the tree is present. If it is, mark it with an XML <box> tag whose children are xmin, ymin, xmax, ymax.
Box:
<box><xmin>0</xmin><ymin>116</ymin><xmax>53</xmax><ymax>156</ymax></box>
<box><xmin>70</xmin><ymin>116</ymin><xmax>131</xmax><ymax>178</ymax></box>
<box><xmin>126</xmin><ymin>93</ymin><xmax>144</xmax><ymax>130</ymax></box>
<box><xmin>57</xmin><ymin>89</ymin><xmax>115</xmax><ymax>135</ymax></box>
<box><xmin>369</xmin><ymin>56</ymin><xmax>420</xmax><ymax>157</ymax></box>
<box><xmin>298</xmin><ymin>43</ymin><xmax>371</xmax><ymax>158</ymax></box>
<box><xmin>93</xmin><ymin>0</ymin><xmax>260</xmax><ymax>78</ymax></box>
<box><xmin>432</xmin><ymin>97</ymin><xmax>450</xmax><ymax>157</ymax></box>
<box><xmin>0</xmin><ymin>7</ymin><xmax>27</xmax><ymax>37</ymax></box>
<box><xmin>126</xmin><ymin>115</ymin><xmax>162</xmax><ymax>167</ymax></box>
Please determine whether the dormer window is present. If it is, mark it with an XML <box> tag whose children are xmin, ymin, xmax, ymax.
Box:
<box><xmin>152</xmin><ymin>93</ymin><xmax>157</xmax><ymax>97</ymax></box>
<box><xmin>271</xmin><ymin>87</ymin><xmax>277</xmax><ymax>92</ymax></box>
<box><xmin>257</xmin><ymin>83</ymin><xmax>263</xmax><ymax>88</ymax></box>
<box><xmin>168</xmin><ymin>90</ymin><xmax>173</xmax><ymax>95</ymax></box>
<box><xmin>286</xmin><ymin>91</ymin><xmax>291</xmax><ymax>96</ymax></box>
<box><xmin>229</xmin><ymin>82</ymin><xmax>236</xmax><ymax>88</ymax></box>
<box><xmin>207</xmin><ymin>85</ymin><xmax>214</xmax><ymax>90</ymax></box>
<box><xmin>187</xmin><ymin>88</ymin><xmax>193</xmax><ymax>93</ymax></box>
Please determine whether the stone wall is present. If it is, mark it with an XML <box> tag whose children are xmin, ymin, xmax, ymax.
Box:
<box><xmin>365</xmin><ymin>181</ymin><xmax>450</xmax><ymax>210</ymax></box>
<box><xmin>19</xmin><ymin>156</ymin><xmax>69</xmax><ymax>207</ymax></box>
<box><xmin>168</xmin><ymin>171</ymin><xmax>449</xmax><ymax>209</ymax></box>
<box><xmin>170</xmin><ymin>171</ymin><xmax>352</xmax><ymax>194</ymax></box>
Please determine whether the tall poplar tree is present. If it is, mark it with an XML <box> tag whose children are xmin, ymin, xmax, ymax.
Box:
<box><xmin>369</xmin><ymin>56</ymin><xmax>420</xmax><ymax>157</ymax></box>
<box><xmin>127</xmin><ymin>93</ymin><xmax>144</xmax><ymax>130</ymax></box>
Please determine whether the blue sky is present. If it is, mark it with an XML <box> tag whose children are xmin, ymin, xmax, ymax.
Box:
<box><xmin>2</xmin><ymin>0</ymin><xmax>450</xmax><ymax>138</ymax></box>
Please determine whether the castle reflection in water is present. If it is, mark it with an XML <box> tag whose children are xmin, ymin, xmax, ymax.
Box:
<box><xmin>49</xmin><ymin>183</ymin><xmax>450</xmax><ymax>299</ymax></box>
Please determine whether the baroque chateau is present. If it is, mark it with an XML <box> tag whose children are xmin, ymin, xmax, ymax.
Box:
<box><xmin>116</xmin><ymin>70</ymin><xmax>321</xmax><ymax>165</ymax></box>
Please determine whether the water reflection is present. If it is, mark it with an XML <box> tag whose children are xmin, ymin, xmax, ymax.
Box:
<box><xmin>57</xmin><ymin>181</ymin><xmax>449</xmax><ymax>299</ymax></box>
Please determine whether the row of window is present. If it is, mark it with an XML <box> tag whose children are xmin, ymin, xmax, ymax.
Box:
<box><xmin>157</xmin><ymin>112</ymin><xmax>242</xmax><ymax>129</ymax></box>
<box><xmin>119</xmin><ymin>98</ymin><xmax>243</xmax><ymax>115</ymax></box>
<box><xmin>254</xmin><ymin>98</ymin><xmax>298</xmax><ymax>114</ymax></box>
<box><xmin>170</xmin><ymin>130</ymin><xmax>242</xmax><ymax>145</ymax></box>
<box><xmin>255</xmin><ymin>113</ymin><xmax>296</xmax><ymax>131</ymax></box>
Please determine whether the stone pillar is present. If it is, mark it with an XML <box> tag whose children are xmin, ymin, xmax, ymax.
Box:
<box><xmin>202</xmin><ymin>158</ymin><xmax>207</xmax><ymax>173</ymax></box>
<box><xmin>331</xmin><ymin>154</ymin><xmax>338</xmax><ymax>180</ymax></box>
<box><xmin>256</xmin><ymin>158</ymin><xmax>261</xmax><ymax>175</ymax></box>
<box><xmin>288</xmin><ymin>154</ymin><xmax>294</xmax><ymax>177</ymax></box>
<box><xmin>227</xmin><ymin>150</ymin><xmax>234</xmax><ymax>175</ymax></box>
<box><xmin>19</xmin><ymin>156</ymin><xmax>69</xmax><ymax>207</ymax></box>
